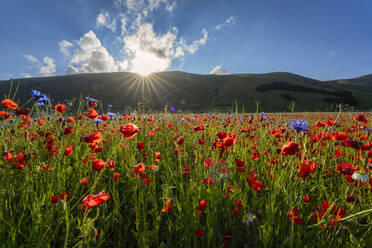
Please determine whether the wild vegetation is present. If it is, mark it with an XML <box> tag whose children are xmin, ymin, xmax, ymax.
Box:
<box><xmin>0</xmin><ymin>90</ymin><xmax>371</xmax><ymax>247</ymax></box>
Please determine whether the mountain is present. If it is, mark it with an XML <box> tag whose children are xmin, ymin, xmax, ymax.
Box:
<box><xmin>1</xmin><ymin>71</ymin><xmax>371</xmax><ymax>112</ymax></box>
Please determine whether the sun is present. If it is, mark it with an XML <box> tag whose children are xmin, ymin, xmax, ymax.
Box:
<box><xmin>136</xmin><ymin>70</ymin><xmax>152</xmax><ymax>77</ymax></box>
<box><xmin>130</xmin><ymin>50</ymin><xmax>169</xmax><ymax>76</ymax></box>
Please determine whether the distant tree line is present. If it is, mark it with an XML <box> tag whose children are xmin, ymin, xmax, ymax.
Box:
<box><xmin>256</xmin><ymin>81</ymin><xmax>358</xmax><ymax>106</ymax></box>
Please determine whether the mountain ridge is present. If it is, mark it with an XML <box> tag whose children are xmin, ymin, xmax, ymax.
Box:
<box><xmin>1</xmin><ymin>71</ymin><xmax>371</xmax><ymax>112</ymax></box>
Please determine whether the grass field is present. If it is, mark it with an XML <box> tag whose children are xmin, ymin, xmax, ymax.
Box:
<box><xmin>0</xmin><ymin>92</ymin><xmax>371</xmax><ymax>247</ymax></box>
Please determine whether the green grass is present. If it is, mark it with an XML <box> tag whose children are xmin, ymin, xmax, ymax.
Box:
<box><xmin>0</xmin><ymin>95</ymin><xmax>371</xmax><ymax>247</ymax></box>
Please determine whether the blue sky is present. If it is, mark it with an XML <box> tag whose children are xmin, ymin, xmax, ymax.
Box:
<box><xmin>1</xmin><ymin>0</ymin><xmax>371</xmax><ymax>80</ymax></box>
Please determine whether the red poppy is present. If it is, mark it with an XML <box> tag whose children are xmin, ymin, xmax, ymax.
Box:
<box><xmin>288</xmin><ymin>208</ymin><xmax>304</xmax><ymax>224</ymax></box>
<box><xmin>155</xmin><ymin>152</ymin><xmax>162</xmax><ymax>162</ymax></box>
<box><xmin>192</xmin><ymin>124</ymin><xmax>205</xmax><ymax>132</ymax></box>
<box><xmin>100</xmin><ymin>115</ymin><xmax>108</xmax><ymax>121</ymax></box>
<box><xmin>331</xmin><ymin>132</ymin><xmax>348</xmax><ymax>140</ymax></box>
<box><xmin>88</xmin><ymin>108</ymin><xmax>98</xmax><ymax>119</ymax></box>
<box><xmin>134</xmin><ymin>162</ymin><xmax>146</xmax><ymax>174</ymax></box>
<box><xmin>64</xmin><ymin>145</ymin><xmax>73</xmax><ymax>156</ymax></box>
<box><xmin>55</xmin><ymin>104</ymin><xmax>66</xmax><ymax>112</ymax></box>
<box><xmin>195</xmin><ymin>228</ymin><xmax>205</xmax><ymax>237</ymax></box>
<box><xmin>161</xmin><ymin>199</ymin><xmax>174</xmax><ymax>213</ymax></box>
<box><xmin>176</xmin><ymin>136</ymin><xmax>185</xmax><ymax>145</ymax></box>
<box><xmin>113</xmin><ymin>172</ymin><xmax>120</xmax><ymax>181</ymax></box>
<box><xmin>137</xmin><ymin>141</ymin><xmax>145</xmax><ymax>152</ymax></box>
<box><xmin>15</xmin><ymin>108</ymin><xmax>31</xmax><ymax>115</ymax></box>
<box><xmin>0</xmin><ymin>111</ymin><xmax>11</xmax><ymax>120</ymax></box>
<box><xmin>80</xmin><ymin>177</ymin><xmax>89</xmax><ymax>186</ymax></box>
<box><xmin>353</xmin><ymin>114</ymin><xmax>368</xmax><ymax>123</ymax></box>
<box><xmin>82</xmin><ymin>191</ymin><xmax>110</xmax><ymax>207</ymax></box>
<box><xmin>196</xmin><ymin>200</ymin><xmax>208</xmax><ymax>213</ymax></box>
<box><xmin>50</xmin><ymin>194</ymin><xmax>59</xmax><ymax>204</ymax></box>
<box><xmin>2</xmin><ymin>99</ymin><xmax>18</xmax><ymax>109</ymax></box>
<box><xmin>92</xmin><ymin>159</ymin><xmax>106</xmax><ymax>172</ymax></box>
<box><xmin>119</xmin><ymin>124</ymin><xmax>141</xmax><ymax>139</ymax></box>
<box><xmin>281</xmin><ymin>141</ymin><xmax>299</xmax><ymax>156</ymax></box>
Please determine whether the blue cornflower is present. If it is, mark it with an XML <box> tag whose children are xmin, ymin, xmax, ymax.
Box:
<box><xmin>289</xmin><ymin>119</ymin><xmax>309</xmax><ymax>133</ymax></box>
<box><xmin>107</xmin><ymin>112</ymin><xmax>115</xmax><ymax>118</ymax></box>
<box><xmin>64</xmin><ymin>100</ymin><xmax>72</xmax><ymax>106</ymax></box>
<box><xmin>36</xmin><ymin>102</ymin><xmax>45</xmax><ymax>108</ymax></box>
<box><xmin>31</xmin><ymin>90</ymin><xmax>41</xmax><ymax>99</ymax></box>
<box><xmin>94</xmin><ymin>119</ymin><xmax>103</xmax><ymax>125</ymax></box>
<box><xmin>85</xmin><ymin>97</ymin><xmax>98</xmax><ymax>103</ymax></box>
<box><xmin>108</xmin><ymin>104</ymin><xmax>112</xmax><ymax>108</ymax></box>
<box><xmin>189</xmin><ymin>117</ymin><xmax>195</xmax><ymax>121</ymax></box>
<box><xmin>170</xmin><ymin>106</ymin><xmax>175</xmax><ymax>112</ymax></box>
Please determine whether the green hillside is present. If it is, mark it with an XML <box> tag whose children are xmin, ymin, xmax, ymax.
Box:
<box><xmin>1</xmin><ymin>71</ymin><xmax>371</xmax><ymax>112</ymax></box>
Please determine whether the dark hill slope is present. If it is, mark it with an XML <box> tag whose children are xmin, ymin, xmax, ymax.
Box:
<box><xmin>0</xmin><ymin>71</ymin><xmax>371</xmax><ymax>112</ymax></box>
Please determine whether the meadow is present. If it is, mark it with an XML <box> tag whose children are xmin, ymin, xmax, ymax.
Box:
<box><xmin>0</xmin><ymin>91</ymin><xmax>371</xmax><ymax>247</ymax></box>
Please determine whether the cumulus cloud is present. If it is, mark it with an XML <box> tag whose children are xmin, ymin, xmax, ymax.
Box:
<box><xmin>121</xmin><ymin>23</ymin><xmax>208</xmax><ymax>74</ymax></box>
<box><xmin>66</xmin><ymin>31</ymin><xmax>119</xmax><ymax>74</ymax></box>
<box><xmin>209</xmin><ymin>66</ymin><xmax>229</xmax><ymax>75</ymax></box>
<box><xmin>39</xmin><ymin>57</ymin><xmax>56</xmax><ymax>76</ymax></box>
<box><xmin>59</xmin><ymin>40</ymin><xmax>73</xmax><ymax>57</ymax></box>
<box><xmin>180</xmin><ymin>28</ymin><xmax>208</xmax><ymax>54</ymax></box>
<box><xmin>56</xmin><ymin>0</ymin><xmax>211</xmax><ymax>75</ymax></box>
<box><xmin>116</xmin><ymin>0</ymin><xmax>175</xmax><ymax>14</ymax></box>
<box><xmin>23</xmin><ymin>54</ymin><xmax>56</xmax><ymax>77</ymax></box>
<box><xmin>22</xmin><ymin>73</ymin><xmax>32</xmax><ymax>78</ymax></box>
<box><xmin>23</xmin><ymin>54</ymin><xmax>40</xmax><ymax>64</ymax></box>
<box><xmin>96</xmin><ymin>11</ymin><xmax>117</xmax><ymax>32</ymax></box>
<box><xmin>215</xmin><ymin>16</ymin><xmax>237</xmax><ymax>30</ymax></box>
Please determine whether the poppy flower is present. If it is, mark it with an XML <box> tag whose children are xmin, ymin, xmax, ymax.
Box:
<box><xmin>113</xmin><ymin>172</ymin><xmax>120</xmax><ymax>181</ymax></box>
<box><xmin>162</xmin><ymin>199</ymin><xmax>174</xmax><ymax>213</ymax></box>
<box><xmin>288</xmin><ymin>208</ymin><xmax>304</xmax><ymax>224</ymax></box>
<box><xmin>195</xmin><ymin>228</ymin><xmax>204</xmax><ymax>237</ymax></box>
<box><xmin>196</xmin><ymin>200</ymin><xmax>208</xmax><ymax>213</ymax></box>
<box><xmin>88</xmin><ymin>108</ymin><xmax>98</xmax><ymax>119</ymax></box>
<box><xmin>55</xmin><ymin>104</ymin><xmax>66</xmax><ymax>112</ymax></box>
<box><xmin>134</xmin><ymin>162</ymin><xmax>146</xmax><ymax>174</ymax></box>
<box><xmin>15</xmin><ymin>108</ymin><xmax>31</xmax><ymax>115</ymax></box>
<box><xmin>80</xmin><ymin>177</ymin><xmax>89</xmax><ymax>186</ymax></box>
<box><xmin>281</xmin><ymin>141</ymin><xmax>299</xmax><ymax>156</ymax></box>
<box><xmin>155</xmin><ymin>152</ymin><xmax>162</xmax><ymax>162</ymax></box>
<box><xmin>331</xmin><ymin>132</ymin><xmax>348</xmax><ymax>140</ymax></box>
<box><xmin>353</xmin><ymin>114</ymin><xmax>368</xmax><ymax>124</ymax></box>
<box><xmin>137</xmin><ymin>141</ymin><xmax>145</xmax><ymax>152</ymax></box>
<box><xmin>92</xmin><ymin>159</ymin><xmax>106</xmax><ymax>172</ymax></box>
<box><xmin>119</xmin><ymin>124</ymin><xmax>141</xmax><ymax>139</ymax></box>
<box><xmin>2</xmin><ymin>99</ymin><xmax>18</xmax><ymax>109</ymax></box>
<box><xmin>176</xmin><ymin>136</ymin><xmax>185</xmax><ymax>145</ymax></box>
<box><xmin>64</xmin><ymin>145</ymin><xmax>73</xmax><ymax>156</ymax></box>
<box><xmin>0</xmin><ymin>111</ymin><xmax>11</xmax><ymax>120</ymax></box>
<box><xmin>82</xmin><ymin>191</ymin><xmax>110</xmax><ymax>208</ymax></box>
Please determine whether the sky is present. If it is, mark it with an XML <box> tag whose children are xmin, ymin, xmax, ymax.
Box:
<box><xmin>1</xmin><ymin>0</ymin><xmax>372</xmax><ymax>80</ymax></box>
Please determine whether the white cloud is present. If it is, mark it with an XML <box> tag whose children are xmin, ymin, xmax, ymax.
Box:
<box><xmin>209</xmin><ymin>66</ymin><xmax>229</xmax><ymax>75</ymax></box>
<box><xmin>120</xmin><ymin>23</ymin><xmax>208</xmax><ymax>75</ymax></box>
<box><xmin>39</xmin><ymin>57</ymin><xmax>56</xmax><ymax>76</ymax></box>
<box><xmin>23</xmin><ymin>55</ymin><xmax>56</xmax><ymax>77</ymax></box>
<box><xmin>23</xmin><ymin>54</ymin><xmax>40</xmax><ymax>64</ymax></box>
<box><xmin>22</xmin><ymin>73</ymin><xmax>32</xmax><ymax>78</ymax></box>
<box><xmin>122</xmin><ymin>23</ymin><xmax>177</xmax><ymax>75</ymax></box>
<box><xmin>59</xmin><ymin>40</ymin><xmax>73</xmax><ymax>57</ymax></box>
<box><xmin>116</xmin><ymin>0</ymin><xmax>175</xmax><ymax>13</ymax></box>
<box><xmin>66</xmin><ymin>31</ymin><xmax>119</xmax><ymax>74</ymax></box>
<box><xmin>119</xmin><ymin>14</ymin><xmax>128</xmax><ymax>36</ymax></box>
<box><xmin>180</xmin><ymin>28</ymin><xmax>208</xmax><ymax>54</ymax></box>
<box><xmin>96</xmin><ymin>11</ymin><xmax>117</xmax><ymax>32</ymax></box>
<box><xmin>215</xmin><ymin>16</ymin><xmax>237</xmax><ymax>30</ymax></box>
